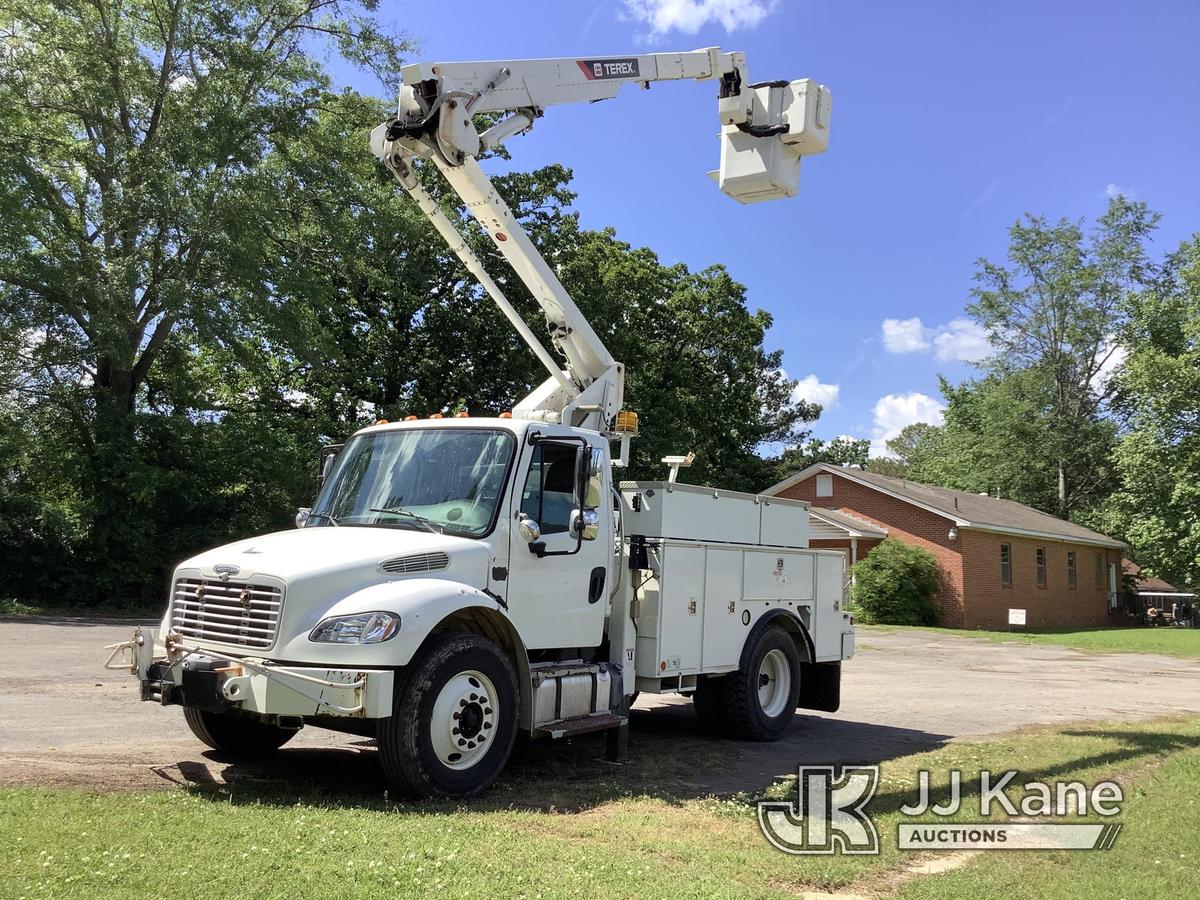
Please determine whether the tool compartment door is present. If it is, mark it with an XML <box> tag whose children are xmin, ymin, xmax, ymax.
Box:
<box><xmin>701</xmin><ymin>547</ymin><xmax>743</xmax><ymax>670</ymax></box>
<box><xmin>657</xmin><ymin>544</ymin><xmax>705</xmax><ymax>674</ymax></box>
<box><xmin>743</xmin><ymin>549</ymin><xmax>815</xmax><ymax>601</ymax></box>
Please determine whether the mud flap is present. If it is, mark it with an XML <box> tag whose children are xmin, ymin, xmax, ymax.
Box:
<box><xmin>797</xmin><ymin>661</ymin><xmax>840</xmax><ymax>712</ymax></box>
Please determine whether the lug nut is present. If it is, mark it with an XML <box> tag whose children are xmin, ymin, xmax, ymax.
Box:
<box><xmin>467</xmin><ymin>741</ymin><xmax>476</xmax><ymax>749</ymax></box>
<box><xmin>470</xmin><ymin>693</ymin><xmax>478</xmax><ymax>701</ymax></box>
<box><xmin>457</xmin><ymin>738</ymin><xmax>466</xmax><ymax>747</ymax></box>
<box><xmin>452</xmin><ymin>727</ymin><xmax>460</xmax><ymax>735</ymax></box>
<box><xmin>483</xmin><ymin>722</ymin><xmax>492</xmax><ymax>729</ymax></box>
<box><xmin>453</xmin><ymin>712</ymin><xmax>460</xmax><ymax>720</ymax></box>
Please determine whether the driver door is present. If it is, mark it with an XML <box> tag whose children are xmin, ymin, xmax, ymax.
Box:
<box><xmin>504</xmin><ymin>439</ymin><xmax>610</xmax><ymax>649</ymax></box>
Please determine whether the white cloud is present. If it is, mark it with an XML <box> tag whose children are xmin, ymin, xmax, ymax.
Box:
<box><xmin>621</xmin><ymin>0</ymin><xmax>778</xmax><ymax>36</ymax></box>
<box><xmin>870</xmin><ymin>391</ymin><xmax>945</xmax><ymax>457</ymax></box>
<box><xmin>933</xmin><ymin>318</ymin><xmax>991</xmax><ymax>363</ymax></box>
<box><xmin>883</xmin><ymin>316</ymin><xmax>993</xmax><ymax>363</ymax></box>
<box><xmin>283</xmin><ymin>388</ymin><xmax>312</xmax><ymax>408</ymax></box>
<box><xmin>789</xmin><ymin>373</ymin><xmax>840</xmax><ymax>410</ymax></box>
<box><xmin>1092</xmin><ymin>341</ymin><xmax>1127</xmax><ymax>391</ymax></box>
<box><xmin>881</xmin><ymin>317</ymin><xmax>931</xmax><ymax>353</ymax></box>
<box><xmin>1104</xmin><ymin>183</ymin><xmax>1137</xmax><ymax>200</ymax></box>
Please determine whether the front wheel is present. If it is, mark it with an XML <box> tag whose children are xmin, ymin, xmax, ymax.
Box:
<box><xmin>378</xmin><ymin>633</ymin><xmax>519</xmax><ymax>799</ymax></box>
<box><xmin>183</xmin><ymin>707</ymin><xmax>294</xmax><ymax>756</ymax></box>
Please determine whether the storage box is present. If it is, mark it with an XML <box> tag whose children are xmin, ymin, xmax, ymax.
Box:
<box><xmin>619</xmin><ymin>481</ymin><xmax>809</xmax><ymax>548</ymax></box>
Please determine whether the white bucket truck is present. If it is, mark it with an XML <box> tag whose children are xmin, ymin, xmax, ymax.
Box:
<box><xmin>106</xmin><ymin>48</ymin><xmax>852</xmax><ymax>797</ymax></box>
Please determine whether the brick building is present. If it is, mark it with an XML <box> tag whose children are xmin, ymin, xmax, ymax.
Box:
<box><xmin>767</xmin><ymin>464</ymin><xmax>1125</xmax><ymax>629</ymax></box>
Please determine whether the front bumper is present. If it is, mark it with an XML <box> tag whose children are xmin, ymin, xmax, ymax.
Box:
<box><xmin>105</xmin><ymin>627</ymin><xmax>394</xmax><ymax>719</ymax></box>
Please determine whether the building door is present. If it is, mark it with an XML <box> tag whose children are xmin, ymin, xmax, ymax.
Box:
<box><xmin>1108</xmin><ymin>561</ymin><xmax>1119</xmax><ymax>609</ymax></box>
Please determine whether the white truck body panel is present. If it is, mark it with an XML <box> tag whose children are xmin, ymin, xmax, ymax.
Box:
<box><xmin>619</xmin><ymin>481</ymin><xmax>811</xmax><ymax>547</ymax></box>
<box><xmin>632</xmin><ymin>539</ymin><xmax>848</xmax><ymax>678</ymax></box>
<box><xmin>620</xmin><ymin>482</ymin><xmax>850</xmax><ymax>685</ymax></box>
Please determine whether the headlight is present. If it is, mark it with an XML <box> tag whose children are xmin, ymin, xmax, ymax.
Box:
<box><xmin>309</xmin><ymin>612</ymin><xmax>400</xmax><ymax>644</ymax></box>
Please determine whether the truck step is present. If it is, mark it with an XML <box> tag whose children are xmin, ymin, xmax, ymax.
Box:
<box><xmin>539</xmin><ymin>712</ymin><xmax>626</xmax><ymax>740</ymax></box>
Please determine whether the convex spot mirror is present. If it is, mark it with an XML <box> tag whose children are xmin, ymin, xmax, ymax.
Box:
<box><xmin>571</xmin><ymin>508</ymin><xmax>600</xmax><ymax>541</ymax></box>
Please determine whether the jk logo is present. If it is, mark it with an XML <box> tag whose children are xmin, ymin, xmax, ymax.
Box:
<box><xmin>758</xmin><ymin>765</ymin><xmax>880</xmax><ymax>855</ymax></box>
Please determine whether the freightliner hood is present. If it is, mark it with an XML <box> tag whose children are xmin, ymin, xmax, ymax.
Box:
<box><xmin>178</xmin><ymin>526</ymin><xmax>485</xmax><ymax>584</ymax></box>
<box><xmin>168</xmin><ymin>526</ymin><xmax>494</xmax><ymax>664</ymax></box>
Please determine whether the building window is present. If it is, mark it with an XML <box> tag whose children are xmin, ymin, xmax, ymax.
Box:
<box><xmin>816</xmin><ymin>474</ymin><xmax>833</xmax><ymax>498</ymax></box>
<box><xmin>1000</xmin><ymin>543</ymin><xmax>1012</xmax><ymax>587</ymax></box>
<box><xmin>1036</xmin><ymin>548</ymin><xmax>1047</xmax><ymax>588</ymax></box>
<box><xmin>1067</xmin><ymin>551</ymin><xmax>1077</xmax><ymax>589</ymax></box>
<box><xmin>1095</xmin><ymin>552</ymin><xmax>1104</xmax><ymax>590</ymax></box>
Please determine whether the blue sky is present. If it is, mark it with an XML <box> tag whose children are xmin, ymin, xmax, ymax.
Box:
<box><xmin>335</xmin><ymin>0</ymin><xmax>1200</xmax><ymax>455</ymax></box>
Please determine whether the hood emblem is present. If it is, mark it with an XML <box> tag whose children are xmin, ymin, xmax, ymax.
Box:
<box><xmin>214</xmin><ymin>564</ymin><xmax>241</xmax><ymax>582</ymax></box>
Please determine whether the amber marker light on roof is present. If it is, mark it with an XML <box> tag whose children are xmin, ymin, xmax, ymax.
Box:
<box><xmin>499</xmin><ymin>412</ymin><xmax>512</xmax><ymax>418</ymax></box>
<box><xmin>404</xmin><ymin>415</ymin><xmax>418</xmax><ymax>421</ymax></box>
<box><xmin>429</xmin><ymin>413</ymin><xmax>444</xmax><ymax>419</ymax></box>
<box><xmin>375</xmin><ymin>419</ymin><xmax>390</xmax><ymax>425</ymax></box>
<box><xmin>455</xmin><ymin>411</ymin><xmax>469</xmax><ymax>418</ymax></box>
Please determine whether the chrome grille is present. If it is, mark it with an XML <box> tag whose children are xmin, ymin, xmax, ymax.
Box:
<box><xmin>380</xmin><ymin>551</ymin><xmax>450</xmax><ymax>574</ymax></box>
<box><xmin>171</xmin><ymin>578</ymin><xmax>283</xmax><ymax>649</ymax></box>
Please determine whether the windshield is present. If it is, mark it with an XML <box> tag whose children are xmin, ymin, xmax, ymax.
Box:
<box><xmin>309</xmin><ymin>428</ymin><xmax>515</xmax><ymax>537</ymax></box>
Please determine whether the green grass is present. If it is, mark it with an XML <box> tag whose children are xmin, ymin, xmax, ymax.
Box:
<box><xmin>898</xmin><ymin>734</ymin><xmax>1200</xmax><ymax>899</ymax></box>
<box><xmin>860</xmin><ymin>623</ymin><xmax>1200</xmax><ymax>658</ymax></box>
<box><xmin>2</xmin><ymin>718</ymin><xmax>1198</xmax><ymax>898</ymax></box>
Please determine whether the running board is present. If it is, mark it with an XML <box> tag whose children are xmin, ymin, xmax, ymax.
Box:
<box><xmin>537</xmin><ymin>712</ymin><xmax>625</xmax><ymax>740</ymax></box>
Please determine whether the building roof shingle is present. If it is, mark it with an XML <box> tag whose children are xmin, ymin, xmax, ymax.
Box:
<box><xmin>768</xmin><ymin>464</ymin><xmax>1124</xmax><ymax>549</ymax></box>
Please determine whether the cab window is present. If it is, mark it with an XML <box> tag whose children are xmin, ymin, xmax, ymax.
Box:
<box><xmin>520</xmin><ymin>443</ymin><xmax>579</xmax><ymax>535</ymax></box>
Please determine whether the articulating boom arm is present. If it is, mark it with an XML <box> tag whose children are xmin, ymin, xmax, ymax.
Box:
<box><xmin>370</xmin><ymin>47</ymin><xmax>830</xmax><ymax>436</ymax></box>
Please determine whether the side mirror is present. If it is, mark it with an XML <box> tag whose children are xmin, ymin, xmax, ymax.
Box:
<box><xmin>571</xmin><ymin>508</ymin><xmax>600</xmax><ymax>541</ymax></box>
<box><xmin>319</xmin><ymin>452</ymin><xmax>337</xmax><ymax>485</ymax></box>
<box><xmin>295</xmin><ymin>507</ymin><xmax>311</xmax><ymax>528</ymax></box>
<box><xmin>516</xmin><ymin>512</ymin><xmax>541</xmax><ymax>543</ymax></box>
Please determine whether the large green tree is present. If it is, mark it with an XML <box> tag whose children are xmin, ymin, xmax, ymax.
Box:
<box><xmin>0</xmin><ymin>0</ymin><xmax>412</xmax><ymax>601</ymax></box>
<box><xmin>1102</xmin><ymin>237</ymin><xmax>1200</xmax><ymax>587</ymax></box>
<box><xmin>963</xmin><ymin>197</ymin><xmax>1159</xmax><ymax>517</ymax></box>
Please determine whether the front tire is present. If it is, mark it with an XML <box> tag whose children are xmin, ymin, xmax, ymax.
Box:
<box><xmin>378</xmin><ymin>633</ymin><xmax>519</xmax><ymax>799</ymax></box>
<box><xmin>183</xmin><ymin>707</ymin><xmax>294</xmax><ymax>756</ymax></box>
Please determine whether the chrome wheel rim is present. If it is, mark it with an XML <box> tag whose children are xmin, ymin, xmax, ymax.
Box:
<box><xmin>757</xmin><ymin>648</ymin><xmax>791</xmax><ymax>719</ymax></box>
<box><xmin>430</xmin><ymin>669</ymin><xmax>498</xmax><ymax>770</ymax></box>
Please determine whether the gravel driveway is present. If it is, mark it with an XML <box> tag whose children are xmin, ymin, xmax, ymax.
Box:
<box><xmin>2</xmin><ymin>617</ymin><xmax>1198</xmax><ymax>795</ymax></box>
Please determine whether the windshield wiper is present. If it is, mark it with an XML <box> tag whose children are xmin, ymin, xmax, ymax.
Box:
<box><xmin>306</xmin><ymin>511</ymin><xmax>339</xmax><ymax>526</ymax></box>
<box><xmin>368</xmin><ymin>507</ymin><xmax>441</xmax><ymax>533</ymax></box>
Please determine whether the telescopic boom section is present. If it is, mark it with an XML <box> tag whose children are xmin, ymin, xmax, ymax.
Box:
<box><xmin>370</xmin><ymin>47</ymin><xmax>831</xmax><ymax>435</ymax></box>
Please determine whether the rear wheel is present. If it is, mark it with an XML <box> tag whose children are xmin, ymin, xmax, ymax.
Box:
<box><xmin>183</xmin><ymin>707</ymin><xmax>294</xmax><ymax>756</ymax></box>
<box><xmin>693</xmin><ymin>625</ymin><xmax>802</xmax><ymax>741</ymax></box>
<box><xmin>378</xmin><ymin>633</ymin><xmax>518</xmax><ymax>799</ymax></box>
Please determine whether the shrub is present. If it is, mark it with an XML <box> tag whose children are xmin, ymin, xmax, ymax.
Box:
<box><xmin>850</xmin><ymin>539</ymin><xmax>941</xmax><ymax>625</ymax></box>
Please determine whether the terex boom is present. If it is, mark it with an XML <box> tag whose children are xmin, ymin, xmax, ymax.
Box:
<box><xmin>106</xmin><ymin>48</ymin><xmax>853</xmax><ymax>798</ymax></box>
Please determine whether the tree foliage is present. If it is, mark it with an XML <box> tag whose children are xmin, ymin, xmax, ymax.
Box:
<box><xmin>963</xmin><ymin>197</ymin><xmax>1159</xmax><ymax>517</ymax></box>
<box><xmin>849</xmin><ymin>539</ymin><xmax>940</xmax><ymax>626</ymax></box>
<box><xmin>1101</xmin><ymin>238</ymin><xmax>1200</xmax><ymax>587</ymax></box>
